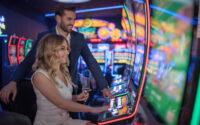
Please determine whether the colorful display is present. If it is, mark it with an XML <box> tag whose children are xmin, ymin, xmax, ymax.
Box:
<box><xmin>8</xmin><ymin>35</ymin><xmax>33</xmax><ymax>66</ymax></box>
<box><xmin>112</xmin><ymin>49</ymin><xmax>128</xmax><ymax>75</ymax></box>
<box><xmin>98</xmin><ymin>92</ymin><xmax>135</xmax><ymax>122</ymax></box>
<box><xmin>73</xmin><ymin>18</ymin><xmax>124</xmax><ymax>41</ymax></box>
<box><xmin>144</xmin><ymin>0</ymin><xmax>195</xmax><ymax>124</ymax></box>
<box><xmin>91</xmin><ymin>49</ymin><xmax>107</xmax><ymax>73</ymax></box>
<box><xmin>0</xmin><ymin>16</ymin><xmax>6</xmax><ymax>35</ymax></box>
<box><xmin>122</xmin><ymin>0</ymin><xmax>146</xmax><ymax>88</ymax></box>
<box><xmin>132</xmin><ymin>45</ymin><xmax>144</xmax><ymax>86</ymax></box>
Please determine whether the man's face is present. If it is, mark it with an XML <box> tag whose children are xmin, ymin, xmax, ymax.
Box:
<box><xmin>57</xmin><ymin>10</ymin><xmax>76</xmax><ymax>33</ymax></box>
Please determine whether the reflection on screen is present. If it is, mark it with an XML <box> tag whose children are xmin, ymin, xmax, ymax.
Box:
<box><xmin>99</xmin><ymin>64</ymin><xmax>105</xmax><ymax>73</ymax></box>
<box><xmin>132</xmin><ymin>45</ymin><xmax>144</xmax><ymax>86</ymax></box>
<box><xmin>11</xmin><ymin>38</ymin><xmax>18</xmax><ymax>45</ymax></box>
<box><xmin>144</xmin><ymin>0</ymin><xmax>194</xmax><ymax>124</ymax></box>
<box><xmin>113</xmin><ymin>64</ymin><xmax>124</xmax><ymax>75</ymax></box>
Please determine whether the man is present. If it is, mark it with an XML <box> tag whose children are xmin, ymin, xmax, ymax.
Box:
<box><xmin>0</xmin><ymin>5</ymin><xmax>113</xmax><ymax>104</ymax></box>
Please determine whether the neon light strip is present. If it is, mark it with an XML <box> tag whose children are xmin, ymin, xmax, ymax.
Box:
<box><xmin>98</xmin><ymin>0</ymin><xmax>151</xmax><ymax>123</ymax></box>
<box><xmin>45</xmin><ymin>5</ymin><xmax>123</xmax><ymax>17</ymax></box>
<box><xmin>190</xmin><ymin>73</ymin><xmax>200</xmax><ymax>125</ymax></box>
<box><xmin>106</xmin><ymin>92</ymin><xmax>128</xmax><ymax>99</ymax></box>
<box><xmin>0</xmin><ymin>34</ymin><xmax>7</xmax><ymax>37</ymax></box>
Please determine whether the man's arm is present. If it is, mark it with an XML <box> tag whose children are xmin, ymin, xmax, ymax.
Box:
<box><xmin>79</xmin><ymin>34</ymin><xmax>113</xmax><ymax>99</ymax></box>
<box><xmin>80</xmin><ymin>35</ymin><xmax>108</xmax><ymax>90</ymax></box>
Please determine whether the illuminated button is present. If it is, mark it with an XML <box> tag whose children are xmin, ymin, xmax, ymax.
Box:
<box><xmin>112</xmin><ymin>109</ymin><xmax>118</xmax><ymax>116</ymax></box>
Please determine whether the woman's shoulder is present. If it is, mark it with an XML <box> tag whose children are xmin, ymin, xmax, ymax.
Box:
<box><xmin>34</xmin><ymin>69</ymin><xmax>49</xmax><ymax>78</ymax></box>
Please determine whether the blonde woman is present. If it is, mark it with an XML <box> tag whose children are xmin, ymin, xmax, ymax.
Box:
<box><xmin>31</xmin><ymin>34</ymin><xmax>109</xmax><ymax>125</ymax></box>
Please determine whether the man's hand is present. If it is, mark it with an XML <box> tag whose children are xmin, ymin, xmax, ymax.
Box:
<box><xmin>0</xmin><ymin>81</ymin><xmax>17</xmax><ymax>104</ymax></box>
<box><xmin>102</xmin><ymin>87</ymin><xmax>114</xmax><ymax>99</ymax></box>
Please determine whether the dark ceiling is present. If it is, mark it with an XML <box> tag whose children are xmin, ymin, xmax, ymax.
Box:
<box><xmin>0</xmin><ymin>0</ymin><xmax>124</xmax><ymax>22</ymax></box>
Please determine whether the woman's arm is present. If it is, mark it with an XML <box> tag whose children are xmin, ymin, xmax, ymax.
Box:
<box><xmin>32</xmin><ymin>72</ymin><xmax>108</xmax><ymax>113</ymax></box>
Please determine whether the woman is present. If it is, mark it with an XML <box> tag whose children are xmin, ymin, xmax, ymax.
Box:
<box><xmin>31</xmin><ymin>34</ymin><xmax>109</xmax><ymax>125</ymax></box>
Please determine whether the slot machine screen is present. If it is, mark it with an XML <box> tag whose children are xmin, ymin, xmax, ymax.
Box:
<box><xmin>11</xmin><ymin>37</ymin><xmax>18</xmax><ymax>45</ymax></box>
<box><xmin>143</xmin><ymin>0</ymin><xmax>195</xmax><ymax>124</ymax></box>
<box><xmin>91</xmin><ymin>50</ymin><xmax>106</xmax><ymax>73</ymax></box>
<box><xmin>99</xmin><ymin>64</ymin><xmax>105</xmax><ymax>73</ymax></box>
<box><xmin>123</xmin><ymin>0</ymin><xmax>146</xmax><ymax>87</ymax></box>
<box><xmin>20</xmin><ymin>39</ymin><xmax>25</xmax><ymax>46</ymax></box>
<box><xmin>19</xmin><ymin>39</ymin><xmax>26</xmax><ymax>62</ymax></box>
<box><xmin>132</xmin><ymin>45</ymin><xmax>145</xmax><ymax>86</ymax></box>
<box><xmin>98</xmin><ymin>92</ymin><xmax>135</xmax><ymax>122</ymax></box>
<box><xmin>112</xmin><ymin>50</ymin><xmax>128</xmax><ymax>76</ymax></box>
<box><xmin>113</xmin><ymin>64</ymin><xmax>124</xmax><ymax>75</ymax></box>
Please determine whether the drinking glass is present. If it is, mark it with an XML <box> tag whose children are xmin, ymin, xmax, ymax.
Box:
<box><xmin>82</xmin><ymin>76</ymin><xmax>91</xmax><ymax>93</ymax></box>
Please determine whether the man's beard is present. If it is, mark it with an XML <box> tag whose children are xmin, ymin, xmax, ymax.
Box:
<box><xmin>60</xmin><ymin>23</ymin><xmax>72</xmax><ymax>33</ymax></box>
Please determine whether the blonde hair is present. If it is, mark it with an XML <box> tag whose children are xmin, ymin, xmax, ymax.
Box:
<box><xmin>32</xmin><ymin>34</ymin><xmax>76</xmax><ymax>87</ymax></box>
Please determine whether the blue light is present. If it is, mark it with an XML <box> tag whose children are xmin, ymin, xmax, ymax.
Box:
<box><xmin>45</xmin><ymin>13</ymin><xmax>55</xmax><ymax>17</ymax></box>
<box><xmin>76</xmin><ymin>5</ymin><xmax>123</xmax><ymax>13</ymax></box>
<box><xmin>0</xmin><ymin>34</ymin><xmax>7</xmax><ymax>37</ymax></box>
<box><xmin>133</xmin><ymin>0</ymin><xmax>144</xmax><ymax>4</ymax></box>
<box><xmin>45</xmin><ymin>5</ymin><xmax>123</xmax><ymax>17</ymax></box>
<box><xmin>0</xmin><ymin>16</ymin><xmax>5</xmax><ymax>22</ymax></box>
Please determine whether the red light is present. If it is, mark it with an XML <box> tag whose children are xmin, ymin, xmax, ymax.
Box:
<box><xmin>111</xmin><ymin>38</ymin><xmax>123</xmax><ymax>42</ymax></box>
<box><xmin>90</xmin><ymin>38</ymin><xmax>102</xmax><ymax>43</ymax></box>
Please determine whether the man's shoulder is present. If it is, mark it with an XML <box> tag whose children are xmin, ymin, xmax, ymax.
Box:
<box><xmin>37</xmin><ymin>29</ymin><xmax>56</xmax><ymax>38</ymax></box>
<box><xmin>70</xmin><ymin>31</ymin><xmax>84</xmax><ymax>38</ymax></box>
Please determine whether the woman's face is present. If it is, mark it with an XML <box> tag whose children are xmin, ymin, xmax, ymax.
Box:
<box><xmin>57</xmin><ymin>40</ymin><xmax>69</xmax><ymax>64</ymax></box>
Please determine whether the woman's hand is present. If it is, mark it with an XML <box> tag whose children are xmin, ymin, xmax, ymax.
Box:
<box><xmin>90</xmin><ymin>106</ymin><xmax>109</xmax><ymax>114</ymax></box>
<box><xmin>76</xmin><ymin>92</ymin><xmax>89</xmax><ymax>102</ymax></box>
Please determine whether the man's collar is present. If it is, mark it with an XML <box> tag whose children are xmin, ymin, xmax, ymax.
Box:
<box><xmin>55</xmin><ymin>26</ymin><xmax>59</xmax><ymax>35</ymax></box>
<box><xmin>55</xmin><ymin>26</ymin><xmax>71</xmax><ymax>40</ymax></box>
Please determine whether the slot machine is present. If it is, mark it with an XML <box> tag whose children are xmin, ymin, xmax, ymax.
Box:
<box><xmin>17</xmin><ymin>37</ymin><xmax>26</xmax><ymax>64</ymax></box>
<box><xmin>97</xmin><ymin>0</ymin><xmax>151</xmax><ymax>124</ymax></box>
<box><xmin>8</xmin><ymin>35</ymin><xmax>19</xmax><ymax>66</ymax></box>
<box><xmin>138</xmin><ymin>0</ymin><xmax>200</xmax><ymax>125</ymax></box>
<box><xmin>25</xmin><ymin>39</ymin><xmax>33</xmax><ymax>56</ymax></box>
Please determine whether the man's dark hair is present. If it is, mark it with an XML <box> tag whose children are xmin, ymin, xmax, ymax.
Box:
<box><xmin>55</xmin><ymin>5</ymin><xmax>76</xmax><ymax>16</ymax></box>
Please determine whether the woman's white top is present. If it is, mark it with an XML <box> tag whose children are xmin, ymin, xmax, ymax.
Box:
<box><xmin>31</xmin><ymin>69</ymin><xmax>87</xmax><ymax>125</ymax></box>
